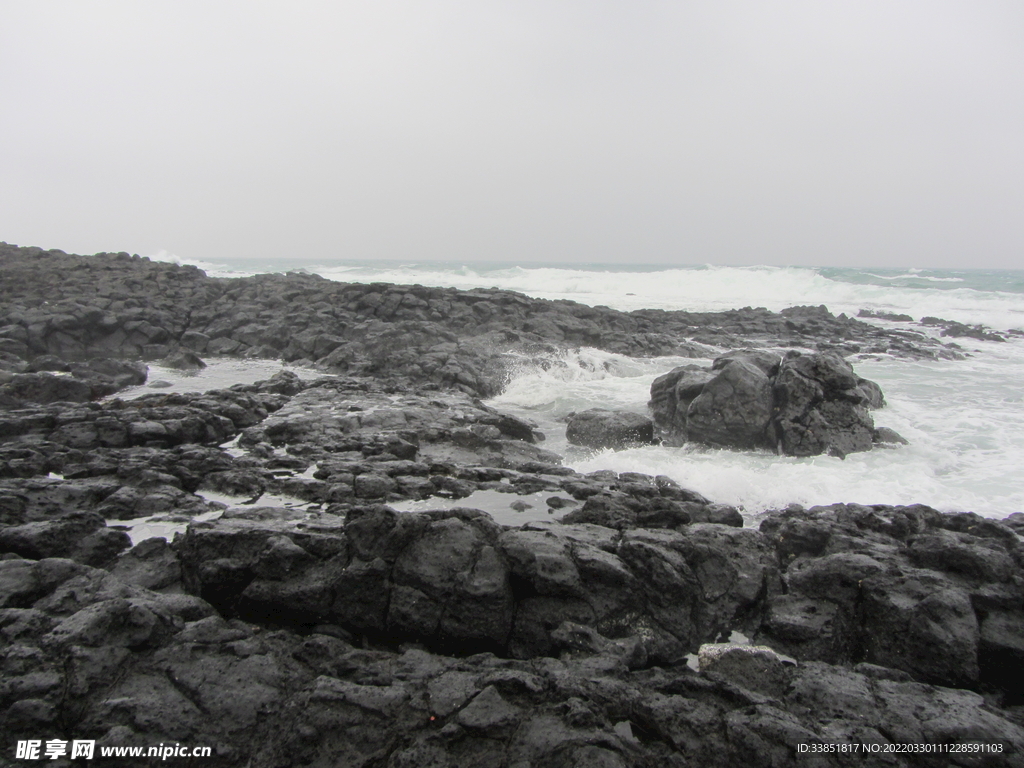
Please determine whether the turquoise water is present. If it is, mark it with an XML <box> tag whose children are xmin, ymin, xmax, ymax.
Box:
<box><xmin>821</xmin><ymin>267</ymin><xmax>1024</xmax><ymax>295</ymax></box>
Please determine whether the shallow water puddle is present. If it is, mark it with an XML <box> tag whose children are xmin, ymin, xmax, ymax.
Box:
<box><xmin>106</xmin><ymin>358</ymin><xmax>327</xmax><ymax>401</ymax></box>
<box><xmin>385</xmin><ymin>488</ymin><xmax>579</xmax><ymax>527</ymax></box>
<box><xmin>107</xmin><ymin>507</ymin><xmax>225</xmax><ymax>546</ymax></box>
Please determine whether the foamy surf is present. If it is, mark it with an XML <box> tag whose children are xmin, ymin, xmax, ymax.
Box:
<box><xmin>489</xmin><ymin>346</ymin><xmax>1024</xmax><ymax>520</ymax></box>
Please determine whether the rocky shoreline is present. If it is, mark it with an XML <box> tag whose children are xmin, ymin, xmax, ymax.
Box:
<box><xmin>2</xmin><ymin>244</ymin><xmax>1024</xmax><ymax>767</ymax></box>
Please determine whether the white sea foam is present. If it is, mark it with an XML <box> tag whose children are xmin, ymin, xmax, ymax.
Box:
<box><xmin>863</xmin><ymin>272</ymin><xmax>965</xmax><ymax>283</ymax></box>
<box><xmin>148</xmin><ymin>251</ymin><xmax>284</xmax><ymax>279</ymax></box>
<box><xmin>490</xmin><ymin>346</ymin><xmax>1024</xmax><ymax>520</ymax></box>
<box><xmin>310</xmin><ymin>263</ymin><xmax>1024</xmax><ymax>332</ymax></box>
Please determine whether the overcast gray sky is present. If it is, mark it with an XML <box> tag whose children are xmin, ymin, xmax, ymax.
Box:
<box><xmin>2</xmin><ymin>1</ymin><xmax>1023</xmax><ymax>268</ymax></box>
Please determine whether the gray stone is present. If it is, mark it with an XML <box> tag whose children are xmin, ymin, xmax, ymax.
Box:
<box><xmin>565</xmin><ymin>409</ymin><xmax>655</xmax><ymax>450</ymax></box>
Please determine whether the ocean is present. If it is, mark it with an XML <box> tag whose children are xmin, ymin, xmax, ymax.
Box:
<box><xmin>152</xmin><ymin>255</ymin><xmax>1024</xmax><ymax>521</ymax></box>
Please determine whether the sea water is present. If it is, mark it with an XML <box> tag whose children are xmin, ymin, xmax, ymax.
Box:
<box><xmin>154</xmin><ymin>254</ymin><xmax>1024</xmax><ymax>520</ymax></box>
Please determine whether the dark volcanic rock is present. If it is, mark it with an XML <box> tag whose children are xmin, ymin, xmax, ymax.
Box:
<box><xmin>687</xmin><ymin>356</ymin><xmax>774</xmax><ymax>450</ymax></box>
<box><xmin>651</xmin><ymin>350</ymin><xmax>892</xmax><ymax>457</ymax></box>
<box><xmin>0</xmin><ymin>358</ymin><xmax>147</xmax><ymax>406</ymax></box>
<box><xmin>0</xmin><ymin>388</ymin><xmax>272</xmax><ymax>452</ymax></box>
<box><xmin>757</xmin><ymin>503</ymin><xmax>1024</xmax><ymax>700</ymax></box>
<box><xmin>872</xmin><ymin>426</ymin><xmax>908</xmax><ymax>445</ymax></box>
<box><xmin>921</xmin><ymin>316</ymin><xmax>1007</xmax><ymax>342</ymax></box>
<box><xmin>107</xmin><ymin>536</ymin><xmax>183</xmax><ymax>590</ymax></box>
<box><xmin>565</xmin><ymin>408</ymin><xmax>655</xmax><ymax>450</ymax></box>
<box><xmin>161</xmin><ymin>349</ymin><xmax>206</xmax><ymax>371</ymax></box>
<box><xmin>174</xmin><ymin>508</ymin><xmax>780</xmax><ymax>664</ymax></box>
<box><xmin>240</xmin><ymin>379</ymin><xmax>559</xmax><ymax>473</ymax></box>
<box><xmin>858</xmin><ymin>309</ymin><xmax>914</xmax><ymax>322</ymax></box>
<box><xmin>0</xmin><ymin>511</ymin><xmax>130</xmax><ymax>565</ymax></box>
<box><xmin>649</xmin><ymin>365</ymin><xmax>713</xmax><ymax>444</ymax></box>
<box><xmin>4</xmin><ymin>242</ymin><xmax>1023</xmax><ymax>765</ymax></box>
<box><xmin>771</xmin><ymin>351</ymin><xmax>875</xmax><ymax>457</ymax></box>
<box><xmin>0</xmin><ymin>373</ymin><xmax>94</xmax><ymax>405</ymax></box>
<box><xmin>2</xmin><ymin>554</ymin><xmax>1023</xmax><ymax>767</ymax></box>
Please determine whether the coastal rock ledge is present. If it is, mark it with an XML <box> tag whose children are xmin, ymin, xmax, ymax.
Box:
<box><xmin>2</xmin><ymin>244</ymin><xmax>1021</xmax><ymax>767</ymax></box>
<box><xmin>4</xmin><ymin>500</ymin><xmax>1024</xmax><ymax>767</ymax></box>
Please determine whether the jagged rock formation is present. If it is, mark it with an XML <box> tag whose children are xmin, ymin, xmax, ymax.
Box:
<box><xmin>650</xmin><ymin>349</ymin><xmax>898</xmax><ymax>456</ymax></box>
<box><xmin>920</xmin><ymin>315</ymin><xmax>1008</xmax><ymax>342</ymax></box>
<box><xmin>758</xmin><ymin>502</ymin><xmax>1024</xmax><ymax>697</ymax></box>
<box><xmin>173</xmin><ymin>507</ymin><xmax>778</xmax><ymax>663</ymax></box>
<box><xmin>4</xmin><ymin>552</ymin><xmax>1022</xmax><ymax>766</ymax></box>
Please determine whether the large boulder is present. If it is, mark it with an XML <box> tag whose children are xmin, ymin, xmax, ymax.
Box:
<box><xmin>650</xmin><ymin>349</ymin><xmax>890</xmax><ymax>457</ymax></box>
<box><xmin>161</xmin><ymin>349</ymin><xmax>206</xmax><ymax>371</ymax></box>
<box><xmin>686</xmin><ymin>357</ymin><xmax>774</xmax><ymax>449</ymax></box>
<box><xmin>649</xmin><ymin>365</ymin><xmax>713</xmax><ymax>444</ymax></box>
<box><xmin>771</xmin><ymin>352</ymin><xmax>875</xmax><ymax>456</ymax></box>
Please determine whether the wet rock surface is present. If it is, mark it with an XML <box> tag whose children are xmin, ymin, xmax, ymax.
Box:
<box><xmin>2</xmin><ymin>245</ymin><xmax>1023</xmax><ymax>765</ymax></box>
<box><xmin>0</xmin><ymin>358</ymin><xmax>148</xmax><ymax>408</ymax></box>
<box><xmin>651</xmin><ymin>349</ymin><xmax>900</xmax><ymax>456</ymax></box>
<box><xmin>172</xmin><ymin>508</ymin><xmax>779</xmax><ymax>665</ymax></box>
<box><xmin>3</xmin><ymin>394</ymin><xmax>1022</xmax><ymax>767</ymax></box>
<box><xmin>921</xmin><ymin>316</ymin><xmax>1008</xmax><ymax>342</ymax></box>
<box><xmin>858</xmin><ymin>309</ymin><xmax>915</xmax><ymax>322</ymax></box>
<box><xmin>2</xmin><ymin>553</ymin><xmax>1024</xmax><ymax>767</ymax></box>
<box><xmin>757</xmin><ymin>503</ymin><xmax>1024</xmax><ymax>701</ymax></box>
<box><xmin>565</xmin><ymin>409</ymin><xmax>655</xmax><ymax>450</ymax></box>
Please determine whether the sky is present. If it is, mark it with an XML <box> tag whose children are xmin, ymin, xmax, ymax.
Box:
<box><xmin>2</xmin><ymin>1</ymin><xmax>1023</xmax><ymax>269</ymax></box>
